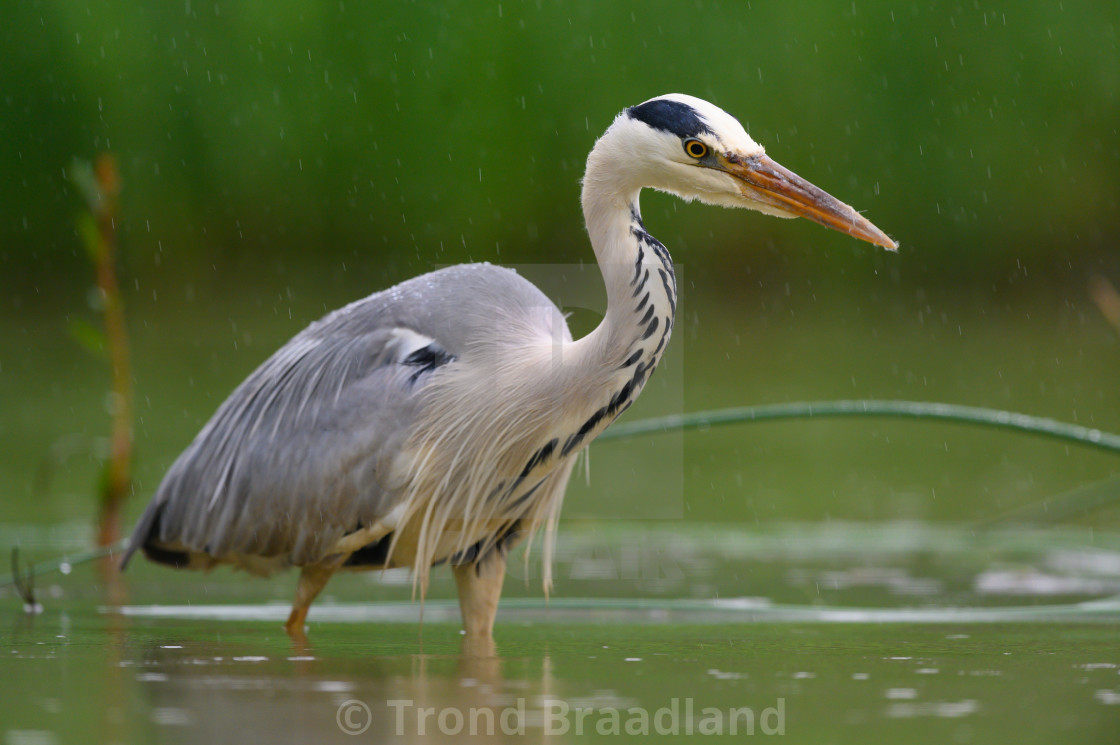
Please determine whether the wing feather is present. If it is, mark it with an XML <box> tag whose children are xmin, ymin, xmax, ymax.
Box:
<box><xmin>126</xmin><ymin>300</ymin><xmax>447</xmax><ymax>568</ymax></box>
<box><xmin>123</xmin><ymin>262</ymin><xmax>561</xmax><ymax>573</ymax></box>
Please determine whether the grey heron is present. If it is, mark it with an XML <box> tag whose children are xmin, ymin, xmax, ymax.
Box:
<box><xmin>122</xmin><ymin>94</ymin><xmax>896</xmax><ymax>640</ymax></box>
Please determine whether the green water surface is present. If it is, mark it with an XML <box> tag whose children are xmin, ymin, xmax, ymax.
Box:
<box><xmin>3</xmin><ymin>272</ymin><xmax>1120</xmax><ymax>744</ymax></box>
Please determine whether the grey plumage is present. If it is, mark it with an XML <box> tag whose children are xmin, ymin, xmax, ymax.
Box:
<box><xmin>123</xmin><ymin>94</ymin><xmax>895</xmax><ymax>639</ymax></box>
<box><xmin>125</xmin><ymin>263</ymin><xmax>570</xmax><ymax>573</ymax></box>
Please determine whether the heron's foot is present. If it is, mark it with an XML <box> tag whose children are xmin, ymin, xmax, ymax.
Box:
<box><xmin>453</xmin><ymin>551</ymin><xmax>507</xmax><ymax>639</ymax></box>
<box><xmin>458</xmin><ymin>633</ymin><xmax>501</xmax><ymax>682</ymax></box>
<box><xmin>460</xmin><ymin>632</ymin><xmax>497</xmax><ymax>658</ymax></box>
<box><xmin>284</xmin><ymin>606</ymin><xmax>310</xmax><ymax>641</ymax></box>
<box><xmin>283</xmin><ymin>564</ymin><xmax>336</xmax><ymax>641</ymax></box>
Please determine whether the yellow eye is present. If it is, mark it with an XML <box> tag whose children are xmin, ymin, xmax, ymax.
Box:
<box><xmin>684</xmin><ymin>139</ymin><xmax>708</xmax><ymax>159</ymax></box>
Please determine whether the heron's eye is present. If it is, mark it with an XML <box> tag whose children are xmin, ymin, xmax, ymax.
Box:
<box><xmin>683</xmin><ymin>139</ymin><xmax>708</xmax><ymax>159</ymax></box>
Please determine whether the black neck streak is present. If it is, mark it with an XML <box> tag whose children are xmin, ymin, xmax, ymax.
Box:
<box><xmin>559</xmin><ymin>204</ymin><xmax>676</xmax><ymax>460</ymax></box>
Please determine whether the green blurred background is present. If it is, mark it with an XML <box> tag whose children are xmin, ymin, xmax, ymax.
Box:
<box><xmin>2</xmin><ymin>0</ymin><xmax>1119</xmax><ymax>531</ymax></box>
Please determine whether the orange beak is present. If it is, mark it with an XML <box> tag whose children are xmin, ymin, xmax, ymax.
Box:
<box><xmin>720</xmin><ymin>152</ymin><xmax>898</xmax><ymax>250</ymax></box>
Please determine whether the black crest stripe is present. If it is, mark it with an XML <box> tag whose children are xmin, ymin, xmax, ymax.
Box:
<box><xmin>626</xmin><ymin>99</ymin><xmax>714</xmax><ymax>139</ymax></box>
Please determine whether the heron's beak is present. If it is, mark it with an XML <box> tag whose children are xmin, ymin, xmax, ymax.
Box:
<box><xmin>719</xmin><ymin>153</ymin><xmax>898</xmax><ymax>250</ymax></box>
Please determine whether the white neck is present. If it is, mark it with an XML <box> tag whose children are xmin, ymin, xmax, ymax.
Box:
<box><xmin>578</xmin><ymin>187</ymin><xmax>677</xmax><ymax>356</ymax></box>
<box><xmin>558</xmin><ymin>130</ymin><xmax>678</xmax><ymax>453</ymax></box>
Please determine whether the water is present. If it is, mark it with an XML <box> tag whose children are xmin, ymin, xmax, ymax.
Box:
<box><xmin>3</xmin><ymin>523</ymin><xmax>1119</xmax><ymax>744</ymax></box>
<box><xmin>3</xmin><ymin>271</ymin><xmax>1119</xmax><ymax>743</ymax></box>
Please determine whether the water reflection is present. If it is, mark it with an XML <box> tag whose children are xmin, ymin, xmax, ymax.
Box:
<box><xmin>7</xmin><ymin>593</ymin><xmax>1120</xmax><ymax>744</ymax></box>
<box><xmin>132</xmin><ymin>635</ymin><xmax>564</xmax><ymax>744</ymax></box>
<box><xmin>7</xmin><ymin>521</ymin><xmax>1120</xmax><ymax>743</ymax></box>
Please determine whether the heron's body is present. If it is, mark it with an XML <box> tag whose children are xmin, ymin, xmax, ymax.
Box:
<box><xmin>124</xmin><ymin>94</ymin><xmax>894</xmax><ymax>639</ymax></box>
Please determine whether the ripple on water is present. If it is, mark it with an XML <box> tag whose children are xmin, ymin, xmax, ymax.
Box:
<box><xmin>4</xmin><ymin>731</ymin><xmax>60</xmax><ymax>745</ymax></box>
<box><xmin>150</xmin><ymin>707</ymin><xmax>193</xmax><ymax>726</ymax></box>
<box><xmin>886</xmin><ymin>700</ymin><xmax>980</xmax><ymax>719</ymax></box>
<box><xmin>1093</xmin><ymin>690</ymin><xmax>1120</xmax><ymax>705</ymax></box>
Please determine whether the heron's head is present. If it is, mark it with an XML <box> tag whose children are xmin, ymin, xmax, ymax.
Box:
<box><xmin>590</xmin><ymin>94</ymin><xmax>896</xmax><ymax>250</ymax></box>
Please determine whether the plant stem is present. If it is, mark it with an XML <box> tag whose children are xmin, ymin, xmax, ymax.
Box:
<box><xmin>599</xmin><ymin>399</ymin><xmax>1120</xmax><ymax>455</ymax></box>
<box><xmin>90</xmin><ymin>155</ymin><xmax>133</xmax><ymax>560</ymax></box>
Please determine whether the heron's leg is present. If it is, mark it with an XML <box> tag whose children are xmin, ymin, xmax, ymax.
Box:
<box><xmin>452</xmin><ymin>550</ymin><xmax>507</xmax><ymax>638</ymax></box>
<box><xmin>285</xmin><ymin>564</ymin><xmax>335</xmax><ymax>638</ymax></box>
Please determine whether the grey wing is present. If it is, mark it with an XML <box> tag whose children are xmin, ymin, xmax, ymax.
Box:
<box><xmin>123</xmin><ymin>294</ymin><xmax>451</xmax><ymax>570</ymax></box>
